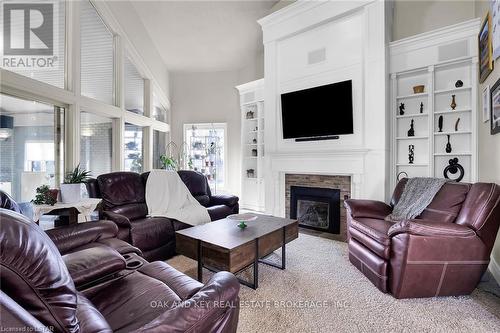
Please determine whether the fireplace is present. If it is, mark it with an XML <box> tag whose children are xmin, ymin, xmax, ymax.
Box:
<box><xmin>290</xmin><ymin>186</ymin><xmax>340</xmax><ymax>234</ymax></box>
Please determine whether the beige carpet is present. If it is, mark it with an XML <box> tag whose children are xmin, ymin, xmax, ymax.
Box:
<box><xmin>167</xmin><ymin>233</ymin><xmax>500</xmax><ymax>332</ymax></box>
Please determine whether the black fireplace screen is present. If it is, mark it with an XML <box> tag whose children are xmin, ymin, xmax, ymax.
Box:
<box><xmin>290</xmin><ymin>186</ymin><xmax>340</xmax><ymax>234</ymax></box>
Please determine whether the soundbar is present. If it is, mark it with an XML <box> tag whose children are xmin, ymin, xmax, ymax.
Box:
<box><xmin>295</xmin><ymin>135</ymin><xmax>340</xmax><ymax>142</ymax></box>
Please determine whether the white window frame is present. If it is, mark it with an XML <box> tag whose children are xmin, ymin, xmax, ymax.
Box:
<box><xmin>0</xmin><ymin>0</ymin><xmax>171</xmax><ymax>176</ymax></box>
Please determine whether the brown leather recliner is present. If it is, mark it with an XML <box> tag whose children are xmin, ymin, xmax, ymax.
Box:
<box><xmin>0</xmin><ymin>209</ymin><xmax>240</xmax><ymax>332</ymax></box>
<box><xmin>345</xmin><ymin>179</ymin><xmax>500</xmax><ymax>298</ymax></box>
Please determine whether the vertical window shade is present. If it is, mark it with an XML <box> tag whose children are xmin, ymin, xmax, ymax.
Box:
<box><xmin>80</xmin><ymin>112</ymin><xmax>113</xmax><ymax>176</ymax></box>
<box><xmin>124</xmin><ymin>54</ymin><xmax>144</xmax><ymax>114</ymax></box>
<box><xmin>80</xmin><ymin>0</ymin><xmax>114</xmax><ymax>105</ymax></box>
<box><xmin>0</xmin><ymin>1</ymin><xmax>65</xmax><ymax>88</ymax></box>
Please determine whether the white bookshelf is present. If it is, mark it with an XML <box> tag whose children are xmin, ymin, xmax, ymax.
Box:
<box><xmin>236</xmin><ymin>79</ymin><xmax>265</xmax><ymax>212</ymax></box>
<box><xmin>389</xmin><ymin>20</ymin><xmax>480</xmax><ymax>189</ymax></box>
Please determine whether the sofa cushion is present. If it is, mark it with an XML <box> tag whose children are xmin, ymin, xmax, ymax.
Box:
<box><xmin>349</xmin><ymin>217</ymin><xmax>392</xmax><ymax>246</ymax></box>
<box><xmin>178</xmin><ymin>170</ymin><xmax>210</xmax><ymax>196</ymax></box>
<box><xmin>89</xmin><ymin>264</ymin><xmax>182</xmax><ymax>333</ymax></box>
<box><xmin>98</xmin><ymin>172</ymin><xmax>146</xmax><ymax>208</ymax></box>
<box><xmin>76</xmin><ymin>293</ymin><xmax>112</xmax><ymax>333</ymax></box>
<box><xmin>130</xmin><ymin>217</ymin><xmax>175</xmax><ymax>251</ymax></box>
<box><xmin>207</xmin><ymin>205</ymin><xmax>233</xmax><ymax>221</ymax></box>
<box><xmin>418</xmin><ymin>182</ymin><xmax>471</xmax><ymax>223</ymax></box>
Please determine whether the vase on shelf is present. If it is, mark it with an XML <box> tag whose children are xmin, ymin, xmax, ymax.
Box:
<box><xmin>450</xmin><ymin>95</ymin><xmax>457</xmax><ymax>110</ymax></box>
<box><xmin>445</xmin><ymin>135</ymin><xmax>452</xmax><ymax>153</ymax></box>
<box><xmin>438</xmin><ymin>115</ymin><xmax>443</xmax><ymax>132</ymax></box>
<box><xmin>408</xmin><ymin>145</ymin><xmax>414</xmax><ymax>164</ymax></box>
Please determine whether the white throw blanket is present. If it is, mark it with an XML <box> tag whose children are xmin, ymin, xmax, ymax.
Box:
<box><xmin>145</xmin><ymin>169</ymin><xmax>211</xmax><ymax>226</ymax></box>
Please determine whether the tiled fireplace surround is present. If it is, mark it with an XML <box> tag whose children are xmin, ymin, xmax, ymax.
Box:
<box><xmin>285</xmin><ymin>174</ymin><xmax>351</xmax><ymax>242</ymax></box>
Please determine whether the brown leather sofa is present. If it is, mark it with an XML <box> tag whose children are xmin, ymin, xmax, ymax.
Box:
<box><xmin>0</xmin><ymin>208</ymin><xmax>241</xmax><ymax>332</ymax></box>
<box><xmin>86</xmin><ymin>171</ymin><xmax>239</xmax><ymax>261</ymax></box>
<box><xmin>345</xmin><ymin>179</ymin><xmax>500</xmax><ymax>298</ymax></box>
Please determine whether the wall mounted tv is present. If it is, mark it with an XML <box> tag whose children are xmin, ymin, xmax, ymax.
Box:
<box><xmin>281</xmin><ymin>80</ymin><xmax>353</xmax><ymax>141</ymax></box>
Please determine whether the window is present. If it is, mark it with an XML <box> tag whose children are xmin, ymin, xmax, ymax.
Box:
<box><xmin>153</xmin><ymin>93</ymin><xmax>168</xmax><ymax>122</ymax></box>
<box><xmin>80</xmin><ymin>112</ymin><xmax>113</xmax><ymax>176</ymax></box>
<box><xmin>124</xmin><ymin>54</ymin><xmax>144</xmax><ymax>114</ymax></box>
<box><xmin>80</xmin><ymin>0</ymin><xmax>114</xmax><ymax>104</ymax></box>
<box><xmin>124</xmin><ymin>123</ymin><xmax>143</xmax><ymax>172</ymax></box>
<box><xmin>0</xmin><ymin>93</ymin><xmax>64</xmax><ymax>203</ymax></box>
<box><xmin>153</xmin><ymin>130</ymin><xmax>167</xmax><ymax>169</ymax></box>
<box><xmin>184</xmin><ymin>123</ymin><xmax>226</xmax><ymax>192</ymax></box>
<box><xmin>0</xmin><ymin>1</ymin><xmax>66</xmax><ymax>88</ymax></box>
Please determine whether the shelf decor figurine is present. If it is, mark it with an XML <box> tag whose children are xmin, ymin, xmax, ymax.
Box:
<box><xmin>246</xmin><ymin>110</ymin><xmax>255</xmax><ymax>119</ymax></box>
<box><xmin>399</xmin><ymin>103</ymin><xmax>405</xmax><ymax>115</ymax></box>
<box><xmin>420</xmin><ymin>102</ymin><xmax>424</xmax><ymax>113</ymax></box>
<box><xmin>443</xmin><ymin>158</ymin><xmax>464</xmax><ymax>182</ymax></box>
<box><xmin>246</xmin><ymin>169</ymin><xmax>255</xmax><ymax>178</ymax></box>
<box><xmin>413</xmin><ymin>85</ymin><xmax>425</xmax><ymax>94</ymax></box>
<box><xmin>251</xmin><ymin>149</ymin><xmax>258</xmax><ymax>156</ymax></box>
<box><xmin>438</xmin><ymin>115</ymin><xmax>444</xmax><ymax>132</ymax></box>
<box><xmin>407</xmin><ymin>119</ymin><xmax>415</xmax><ymax>137</ymax></box>
<box><xmin>408</xmin><ymin>145</ymin><xmax>415</xmax><ymax>164</ymax></box>
<box><xmin>451</xmin><ymin>95</ymin><xmax>457</xmax><ymax>110</ymax></box>
<box><xmin>455</xmin><ymin>80</ymin><xmax>463</xmax><ymax>88</ymax></box>
<box><xmin>252</xmin><ymin>138</ymin><xmax>257</xmax><ymax>144</ymax></box>
<box><xmin>455</xmin><ymin>118</ymin><xmax>461</xmax><ymax>131</ymax></box>
<box><xmin>445</xmin><ymin>135</ymin><xmax>452</xmax><ymax>153</ymax></box>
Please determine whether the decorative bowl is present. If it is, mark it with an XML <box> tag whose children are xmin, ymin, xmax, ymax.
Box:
<box><xmin>227</xmin><ymin>213</ymin><xmax>258</xmax><ymax>222</ymax></box>
<box><xmin>413</xmin><ymin>85</ymin><xmax>425</xmax><ymax>94</ymax></box>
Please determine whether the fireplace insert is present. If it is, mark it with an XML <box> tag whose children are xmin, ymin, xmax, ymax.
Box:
<box><xmin>290</xmin><ymin>186</ymin><xmax>340</xmax><ymax>234</ymax></box>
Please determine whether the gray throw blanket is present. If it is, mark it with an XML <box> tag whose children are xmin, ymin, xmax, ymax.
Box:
<box><xmin>386</xmin><ymin>177</ymin><xmax>448</xmax><ymax>222</ymax></box>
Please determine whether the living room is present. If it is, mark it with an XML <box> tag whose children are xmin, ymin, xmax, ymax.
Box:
<box><xmin>1</xmin><ymin>0</ymin><xmax>500</xmax><ymax>332</ymax></box>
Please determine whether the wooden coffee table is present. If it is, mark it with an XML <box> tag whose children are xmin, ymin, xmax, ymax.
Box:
<box><xmin>175</xmin><ymin>214</ymin><xmax>298</xmax><ymax>289</ymax></box>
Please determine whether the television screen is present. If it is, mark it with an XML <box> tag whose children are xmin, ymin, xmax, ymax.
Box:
<box><xmin>280</xmin><ymin>80</ymin><xmax>353</xmax><ymax>139</ymax></box>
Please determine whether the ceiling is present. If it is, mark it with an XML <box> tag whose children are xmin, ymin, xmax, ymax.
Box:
<box><xmin>130</xmin><ymin>0</ymin><xmax>278</xmax><ymax>72</ymax></box>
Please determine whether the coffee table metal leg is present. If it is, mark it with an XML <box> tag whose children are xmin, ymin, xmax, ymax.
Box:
<box><xmin>259</xmin><ymin>226</ymin><xmax>286</xmax><ymax>270</ymax></box>
<box><xmin>197</xmin><ymin>239</ymin><xmax>202</xmax><ymax>282</ymax></box>
<box><xmin>254</xmin><ymin>238</ymin><xmax>259</xmax><ymax>289</ymax></box>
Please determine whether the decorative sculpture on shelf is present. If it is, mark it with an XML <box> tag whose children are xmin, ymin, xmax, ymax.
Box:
<box><xmin>399</xmin><ymin>103</ymin><xmax>405</xmax><ymax>115</ymax></box>
<box><xmin>443</xmin><ymin>158</ymin><xmax>464</xmax><ymax>182</ymax></box>
<box><xmin>251</xmin><ymin>149</ymin><xmax>258</xmax><ymax>156</ymax></box>
<box><xmin>451</xmin><ymin>95</ymin><xmax>457</xmax><ymax>110</ymax></box>
<box><xmin>445</xmin><ymin>135</ymin><xmax>452</xmax><ymax>153</ymax></box>
<box><xmin>455</xmin><ymin>80</ymin><xmax>464</xmax><ymax>88</ymax></box>
<box><xmin>408</xmin><ymin>145</ymin><xmax>415</xmax><ymax>164</ymax></box>
<box><xmin>455</xmin><ymin>118</ymin><xmax>461</xmax><ymax>132</ymax></box>
<box><xmin>408</xmin><ymin>119</ymin><xmax>415</xmax><ymax>137</ymax></box>
<box><xmin>420</xmin><ymin>102</ymin><xmax>424</xmax><ymax>114</ymax></box>
<box><xmin>438</xmin><ymin>115</ymin><xmax>444</xmax><ymax>132</ymax></box>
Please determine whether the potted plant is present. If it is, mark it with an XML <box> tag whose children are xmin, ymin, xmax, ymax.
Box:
<box><xmin>60</xmin><ymin>164</ymin><xmax>91</xmax><ymax>203</ymax></box>
<box><xmin>159</xmin><ymin>155</ymin><xmax>178</xmax><ymax>170</ymax></box>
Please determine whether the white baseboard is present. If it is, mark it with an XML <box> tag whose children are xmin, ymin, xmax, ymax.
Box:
<box><xmin>488</xmin><ymin>254</ymin><xmax>500</xmax><ymax>285</ymax></box>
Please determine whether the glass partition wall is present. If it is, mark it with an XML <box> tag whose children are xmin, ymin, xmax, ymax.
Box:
<box><xmin>0</xmin><ymin>93</ymin><xmax>64</xmax><ymax>203</ymax></box>
<box><xmin>0</xmin><ymin>0</ymin><xmax>171</xmax><ymax>205</ymax></box>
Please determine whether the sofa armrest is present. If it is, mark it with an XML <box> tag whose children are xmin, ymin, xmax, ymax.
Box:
<box><xmin>210</xmin><ymin>194</ymin><xmax>239</xmax><ymax>208</ymax></box>
<box><xmin>133</xmin><ymin>271</ymin><xmax>240</xmax><ymax>333</ymax></box>
<box><xmin>103</xmin><ymin>211</ymin><xmax>132</xmax><ymax>228</ymax></box>
<box><xmin>45</xmin><ymin>221</ymin><xmax>118</xmax><ymax>254</ymax></box>
<box><xmin>344</xmin><ymin>199</ymin><xmax>392</xmax><ymax>219</ymax></box>
<box><xmin>388</xmin><ymin>219</ymin><xmax>476</xmax><ymax>238</ymax></box>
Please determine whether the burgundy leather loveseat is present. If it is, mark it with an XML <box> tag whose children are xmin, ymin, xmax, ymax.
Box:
<box><xmin>345</xmin><ymin>179</ymin><xmax>500</xmax><ymax>298</ymax></box>
<box><xmin>0</xmin><ymin>208</ymin><xmax>241</xmax><ymax>332</ymax></box>
<box><xmin>86</xmin><ymin>170</ymin><xmax>239</xmax><ymax>261</ymax></box>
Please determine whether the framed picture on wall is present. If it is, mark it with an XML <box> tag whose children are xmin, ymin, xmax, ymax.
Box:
<box><xmin>492</xmin><ymin>0</ymin><xmax>500</xmax><ymax>59</ymax></box>
<box><xmin>479</xmin><ymin>12</ymin><xmax>494</xmax><ymax>83</ymax></box>
<box><xmin>483</xmin><ymin>85</ymin><xmax>490</xmax><ymax>123</ymax></box>
<box><xmin>491</xmin><ymin>77</ymin><xmax>500</xmax><ymax>135</ymax></box>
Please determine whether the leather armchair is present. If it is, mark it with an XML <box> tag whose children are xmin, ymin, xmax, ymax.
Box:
<box><xmin>0</xmin><ymin>209</ymin><xmax>241</xmax><ymax>333</ymax></box>
<box><xmin>345</xmin><ymin>179</ymin><xmax>500</xmax><ymax>298</ymax></box>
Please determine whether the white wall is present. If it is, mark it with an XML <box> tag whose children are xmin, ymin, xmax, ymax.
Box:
<box><xmin>103</xmin><ymin>0</ymin><xmax>170</xmax><ymax>99</ymax></box>
<box><xmin>170</xmin><ymin>64</ymin><xmax>262</xmax><ymax>196</ymax></box>
<box><xmin>392</xmin><ymin>0</ymin><xmax>476</xmax><ymax>41</ymax></box>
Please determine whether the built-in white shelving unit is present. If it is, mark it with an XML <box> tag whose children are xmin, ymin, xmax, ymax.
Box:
<box><xmin>389</xmin><ymin>19</ymin><xmax>480</xmax><ymax>189</ymax></box>
<box><xmin>236</xmin><ymin>79</ymin><xmax>265</xmax><ymax>212</ymax></box>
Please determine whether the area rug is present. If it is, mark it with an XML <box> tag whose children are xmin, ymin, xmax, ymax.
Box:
<box><xmin>167</xmin><ymin>233</ymin><xmax>500</xmax><ymax>332</ymax></box>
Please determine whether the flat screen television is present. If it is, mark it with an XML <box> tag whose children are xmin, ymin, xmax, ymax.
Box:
<box><xmin>280</xmin><ymin>80</ymin><xmax>353</xmax><ymax>140</ymax></box>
